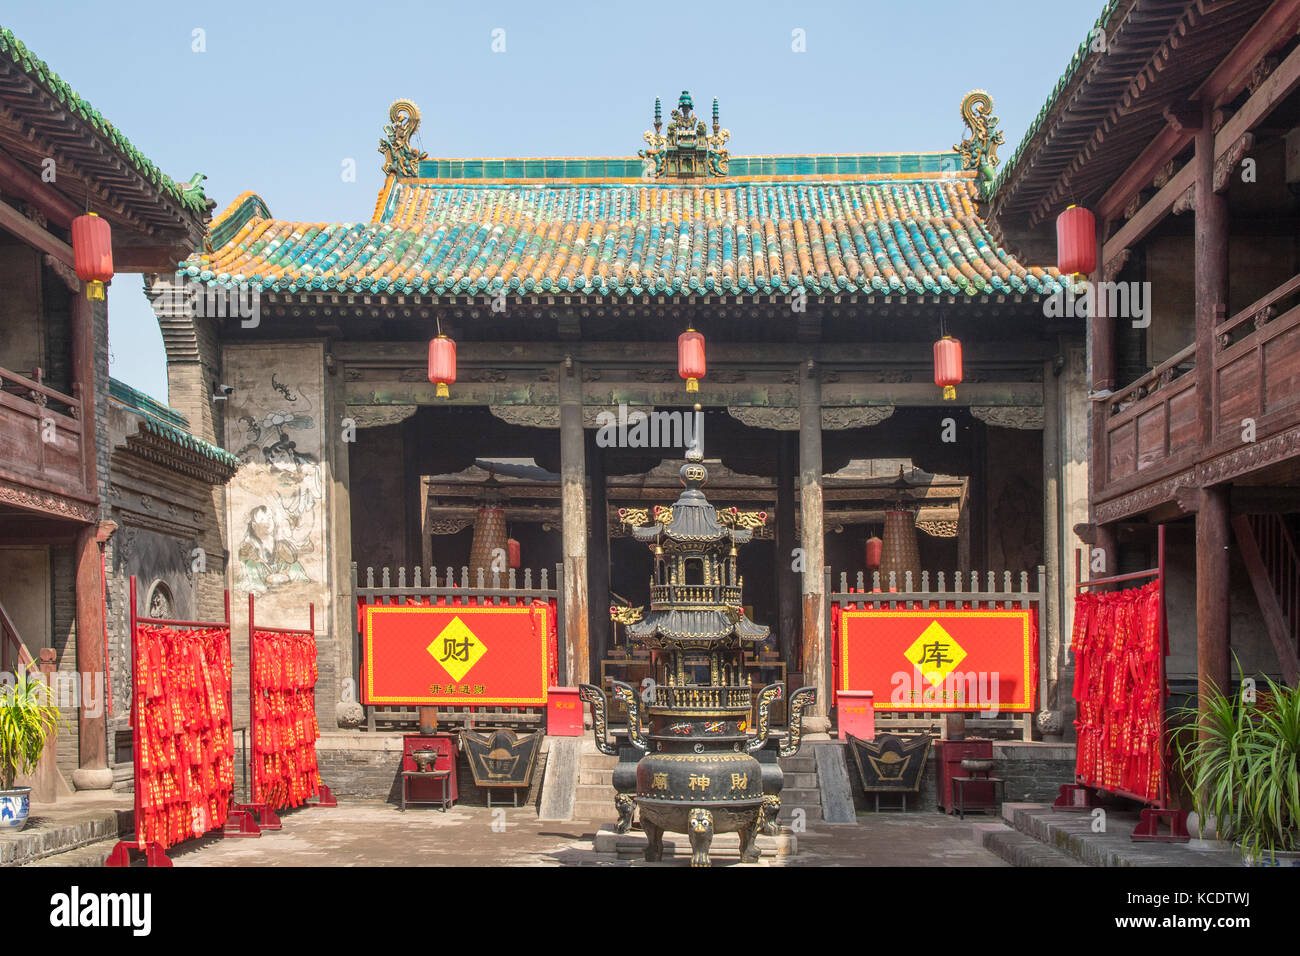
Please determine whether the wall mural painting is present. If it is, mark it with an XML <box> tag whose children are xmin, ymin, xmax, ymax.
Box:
<box><xmin>224</xmin><ymin>346</ymin><xmax>328</xmax><ymax>605</ymax></box>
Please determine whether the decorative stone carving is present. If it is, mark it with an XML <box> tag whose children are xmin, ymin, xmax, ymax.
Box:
<box><xmin>490</xmin><ymin>405</ymin><xmax>560</xmax><ymax>429</ymax></box>
<box><xmin>821</xmin><ymin>406</ymin><xmax>894</xmax><ymax>429</ymax></box>
<box><xmin>428</xmin><ymin>518</ymin><xmax>474</xmax><ymax>535</ymax></box>
<box><xmin>350</xmin><ymin>405</ymin><xmax>418</xmax><ymax>428</ymax></box>
<box><xmin>43</xmin><ymin>254</ymin><xmax>80</xmax><ymax>293</ymax></box>
<box><xmin>727</xmin><ymin>407</ymin><xmax>798</xmax><ymax>430</ymax></box>
<box><xmin>1103</xmin><ymin>248</ymin><xmax>1131</xmax><ymax>282</ymax></box>
<box><xmin>915</xmin><ymin>519</ymin><xmax>958</xmax><ymax>538</ymax></box>
<box><xmin>1036</xmin><ymin>710</ymin><xmax>1064</xmax><ymax>736</ymax></box>
<box><xmin>970</xmin><ymin>406</ymin><xmax>1044</xmax><ymax>429</ymax></box>
<box><xmin>336</xmin><ymin>700</ymin><xmax>365</xmax><ymax>728</ymax></box>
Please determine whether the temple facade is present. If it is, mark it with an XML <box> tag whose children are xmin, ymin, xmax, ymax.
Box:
<box><xmin>156</xmin><ymin>88</ymin><xmax>1092</xmax><ymax>738</ymax></box>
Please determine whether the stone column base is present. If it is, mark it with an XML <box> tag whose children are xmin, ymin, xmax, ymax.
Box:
<box><xmin>71</xmin><ymin>766</ymin><xmax>114</xmax><ymax>791</ymax></box>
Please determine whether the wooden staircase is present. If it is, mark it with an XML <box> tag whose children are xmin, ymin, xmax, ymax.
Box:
<box><xmin>1233</xmin><ymin>514</ymin><xmax>1300</xmax><ymax>685</ymax></box>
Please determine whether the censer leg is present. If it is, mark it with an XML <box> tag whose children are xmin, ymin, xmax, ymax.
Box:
<box><xmin>642</xmin><ymin>819</ymin><xmax>665</xmax><ymax>863</ymax></box>
<box><xmin>738</xmin><ymin>821</ymin><xmax>761</xmax><ymax>864</ymax></box>
<box><xmin>687</xmin><ymin>808</ymin><xmax>714</xmax><ymax>868</ymax></box>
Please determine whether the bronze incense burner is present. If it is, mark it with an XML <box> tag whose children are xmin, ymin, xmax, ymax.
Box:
<box><xmin>581</xmin><ymin>450</ymin><xmax>814</xmax><ymax>866</ymax></box>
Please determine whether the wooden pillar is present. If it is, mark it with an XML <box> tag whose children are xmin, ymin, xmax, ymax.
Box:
<box><xmin>1195</xmin><ymin>100</ymin><xmax>1228</xmax><ymax>446</ymax></box>
<box><xmin>72</xmin><ymin>524</ymin><xmax>110</xmax><ymax>789</ymax></box>
<box><xmin>1089</xmin><ymin>220</ymin><xmax>1114</xmax><ymax>502</ymax></box>
<box><xmin>586</xmin><ymin>430</ymin><xmax>611</xmax><ymax>669</ymax></box>
<box><xmin>69</xmin><ymin>292</ymin><xmax>111</xmax><ymax>789</ymax></box>
<box><xmin>775</xmin><ymin>432</ymin><xmax>799</xmax><ymax>669</ymax></box>
<box><xmin>559</xmin><ymin>358</ymin><xmax>589</xmax><ymax>686</ymax></box>
<box><xmin>1196</xmin><ymin>486</ymin><xmax>1231</xmax><ymax>735</ymax></box>
<box><xmin>1042</xmin><ymin>359</ymin><xmax>1062</xmax><ymax>715</ymax></box>
<box><xmin>798</xmin><ymin>362</ymin><xmax>827</xmax><ymax>723</ymax></box>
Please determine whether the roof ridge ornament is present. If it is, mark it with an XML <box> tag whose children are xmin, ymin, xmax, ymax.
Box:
<box><xmin>639</xmin><ymin>90</ymin><xmax>730</xmax><ymax>180</ymax></box>
<box><xmin>379</xmin><ymin>99</ymin><xmax>429</xmax><ymax>178</ymax></box>
<box><xmin>954</xmin><ymin>90</ymin><xmax>1004</xmax><ymax>193</ymax></box>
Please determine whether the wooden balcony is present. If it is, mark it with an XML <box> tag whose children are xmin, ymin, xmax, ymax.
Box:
<box><xmin>1098</xmin><ymin>274</ymin><xmax>1300</xmax><ymax>506</ymax></box>
<box><xmin>0</xmin><ymin>365</ymin><xmax>95</xmax><ymax>515</ymax></box>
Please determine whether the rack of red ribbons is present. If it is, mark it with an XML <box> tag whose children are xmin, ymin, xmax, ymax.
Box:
<box><xmin>1070</xmin><ymin>528</ymin><xmax>1170</xmax><ymax>807</ymax></box>
<box><xmin>249</xmin><ymin>595</ymin><xmax>321</xmax><ymax>809</ymax></box>
<box><xmin>107</xmin><ymin>578</ymin><xmax>234</xmax><ymax>867</ymax></box>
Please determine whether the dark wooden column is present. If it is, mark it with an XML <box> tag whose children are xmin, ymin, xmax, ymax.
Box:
<box><xmin>1042</xmin><ymin>359</ymin><xmax>1061</xmax><ymax>715</ymax></box>
<box><xmin>1196</xmin><ymin>486</ymin><xmax>1231</xmax><ymax>733</ymax></box>
<box><xmin>559</xmin><ymin>358</ymin><xmax>589</xmax><ymax>686</ymax></box>
<box><xmin>775</xmin><ymin>432</ymin><xmax>799</xmax><ymax>670</ymax></box>
<box><xmin>1090</xmin><ymin>219</ymin><xmax>1115</xmax><ymax>502</ymax></box>
<box><xmin>70</xmin><ymin>293</ymin><xmax>111</xmax><ymax>789</ymax></box>
<box><xmin>798</xmin><ymin>362</ymin><xmax>827</xmax><ymax>723</ymax></box>
<box><xmin>1195</xmin><ymin>99</ymin><xmax>1228</xmax><ymax>445</ymax></box>
<box><xmin>585</xmin><ymin>430</ymin><xmax>611</xmax><ymax>669</ymax></box>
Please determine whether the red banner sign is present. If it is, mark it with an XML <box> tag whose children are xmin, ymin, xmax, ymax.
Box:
<box><xmin>362</xmin><ymin>602</ymin><xmax>552</xmax><ymax>706</ymax></box>
<box><xmin>838</xmin><ymin>609</ymin><xmax>1036</xmax><ymax>712</ymax></box>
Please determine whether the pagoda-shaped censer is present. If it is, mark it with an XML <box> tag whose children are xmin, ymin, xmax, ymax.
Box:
<box><xmin>580</xmin><ymin>448</ymin><xmax>815</xmax><ymax>866</ymax></box>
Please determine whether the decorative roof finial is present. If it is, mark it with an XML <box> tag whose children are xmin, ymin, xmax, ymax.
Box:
<box><xmin>379</xmin><ymin>99</ymin><xmax>429</xmax><ymax>178</ymax></box>
<box><xmin>954</xmin><ymin>90</ymin><xmax>1004</xmax><ymax>193</ymax></box>
<box><xmin>639</xmin><ymin>90</ymin><xmax>730</xmax><ymax>180</ymax></box>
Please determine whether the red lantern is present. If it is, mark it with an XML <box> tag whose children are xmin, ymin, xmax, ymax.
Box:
<box><xmin>865</xmin><ymin>536</ymin><xmax>883</xmax><ymax>571</ymax></box>
<box><xmin>71</xmin><ymin>212</ymin><xmax>113</xmax><ymax>300</ymax></box>
<box><xmin>1056</xmin><ymin>204</ymin><xmax>1096</xmax><ymax>277</ymax></box>
<box><xmin>427</xmin><ymin>334</ymin><xmax>456</xmax><ymax>398</ymax></box>
<box><xmin>933</xmin><ymin>335</ymin><xmax>962</xmax><ymax>401</ymax></box>
<box><xmin>678</xmin><ymin>328</ymin><xmax>706</xmax><ymax>393</ymax></box>
<box><xmin>507</xmin><ymin>538</ymin><xmax>521</xmax><ymax>570</ymax></box>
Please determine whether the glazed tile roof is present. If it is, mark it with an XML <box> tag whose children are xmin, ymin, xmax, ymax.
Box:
<box><xmin>0</xmin><ymin>27</ymin><xmax>209</xmax><ymax>216</ymax></box>
<box><xmin>109</xmin><ymin>379</ymin><xmax>240</xmax><ymax>468</ymax></box>
<box><xmin>189</xmin><ymin>173</ymin><xmax>1066</xmax><ymax>298</ymax></box>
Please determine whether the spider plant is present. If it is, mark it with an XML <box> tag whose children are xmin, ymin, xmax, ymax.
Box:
<box><xmin>0</xmin><ymin>665</ymin><xmax>64</xmax><ymax>792</ymax></box>
<box><xmin>1175</xmin><ymin>672</ymin><xmax>1300</xmax><ymax>864</ymax></box>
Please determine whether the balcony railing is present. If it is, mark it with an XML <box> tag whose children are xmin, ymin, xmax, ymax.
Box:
<box><xmin>649</xmin><ymin>583</ymin><xmax>742</xmax><ymax>606</ymax></box>
<box><xmin>0</xmin><ymin>365</ymin><xmax>90</xmax><ymax>501</ymax></box>
<box><xmin>1098</xmin><ymin>272</ymin><xmax>1300</xmax><ymax>499</ymax></box>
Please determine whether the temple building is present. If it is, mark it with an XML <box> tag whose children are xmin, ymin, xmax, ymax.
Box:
<box><xmin>989</xmin><ymin>0</ymin><xmax>1300</xmax><ymax>710</ymax></box>
<box><xmin>159</xmin><ymin>88</ymin><xmax>1092</xmax><ymax>738</ymax></box>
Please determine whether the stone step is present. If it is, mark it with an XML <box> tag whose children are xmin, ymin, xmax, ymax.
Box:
<box><xmin>976</xmin><ymin>822</ymin><xmax>1086</xmax><ymax>867</ymax></box>
<box><xmin>578</xmin><ymin>769</ymin><xmax>614</xmax><ymax>786</ymax></box>
<box><xmin>778</xmin><ymin>806</ymin><xmax>822</xmax><ymax>823</ymax></box>
<box><xmin>578</xmin><ymin>753</ymin><xmax>619</xmax><ymax>770</ymax></box>
<box><xmin>0</xmin><ymin>806</ymin><xmax>131</xmax><ymax>867</ymax></box>
<box><xmin>782</xmin><ymin>771</ymin><xmax>818</xmax><ymax>790</ymax></box>
<box><xmin>778</xmin><ymin>756</ymin><xmax>816</xmax><ymax>773</ymax></box>
<box><xmin>22</xmin><ymin>836</ymin><xmax>123</xmax><ymax>867</ymax></box>
<box><xmin>779</xmin><ymin>787</ymin><xmax>821</xmax><ymax>807</ymax></box>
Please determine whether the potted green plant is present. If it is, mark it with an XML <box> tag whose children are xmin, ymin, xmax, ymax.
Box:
<box><xmin>0</xmin><ymin>666</ymin><xmax>63</xmax><ymax>832</ymax></box>
<box><xmin>1176</xmin><ymin>673</ymin><xmax>1300</xmax><ymax>866</ymax></box>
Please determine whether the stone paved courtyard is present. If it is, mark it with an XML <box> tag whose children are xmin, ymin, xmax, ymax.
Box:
<box><xmin>132</xmin><ymin>803</ymin><xmax>1009</xmax><ymax>868</ymax></box>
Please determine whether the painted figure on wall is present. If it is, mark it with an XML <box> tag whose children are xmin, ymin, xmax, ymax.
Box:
<box><xmin>237</xmin><ymin>503</ymin><xmax>311</xmax><ymax>593</ymax></box>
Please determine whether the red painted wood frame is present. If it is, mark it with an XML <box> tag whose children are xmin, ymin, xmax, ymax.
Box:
<box><xmin>105</xmin><ymin>576</ymin><xmax>232</xmax><ymax>867</ymax></box>
<box><xmin>244</xmin><ymin>595</ymin><xmax>334</xmax><ymax>819</ymax></box>
<box><xmin>1071</xmin><ymin>525</ymin><xmax>1186</xmax><ymax>841</ymax></box>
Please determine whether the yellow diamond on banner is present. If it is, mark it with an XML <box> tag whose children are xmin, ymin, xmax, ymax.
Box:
<box><xmin>427</xmin><ymin>616</ymin><xmax>487</xmax><ymax>682</ymax></box>
<box><xmin>903</xmin><ymin>621</ymin><xmax>967</xmax><ymax>687</ymax></box>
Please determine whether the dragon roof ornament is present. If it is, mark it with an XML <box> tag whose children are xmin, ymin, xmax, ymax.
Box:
<box><xmin>954</xmin><ymin>90</ymin><xmax>1004</xmax><ymax>195</ymax></box>
<box><xmin>379</xmin><ymin>99</ymin><xmax>429</xmax><ymax>178</ymax></box>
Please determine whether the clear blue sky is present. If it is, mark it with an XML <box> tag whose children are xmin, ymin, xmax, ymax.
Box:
<box><xmin>6</xmin><ymin>0</ymin><xmax>1103</xmax><ymax>405</ymax></box>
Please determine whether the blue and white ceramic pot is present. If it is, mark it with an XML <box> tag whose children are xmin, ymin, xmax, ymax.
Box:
<box><xmin>0</xmin><ymin>787</ymin><xmax>32</xmax><ymax>832</ymax></box>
